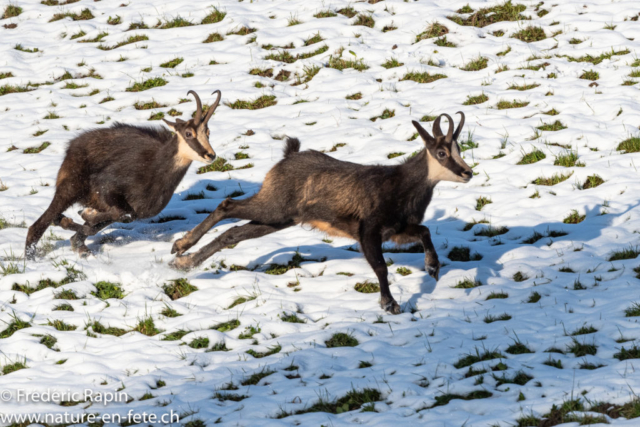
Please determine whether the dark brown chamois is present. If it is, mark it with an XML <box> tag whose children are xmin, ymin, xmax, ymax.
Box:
<box><xmin>170</xmin><ymin>113</ymin><xmax>472</xmax><ymax>314</ymax></box>
<box><xmin>25</xmin><ymin>90</ymin><xmax>222</xmax><ymax>260</ymax></box>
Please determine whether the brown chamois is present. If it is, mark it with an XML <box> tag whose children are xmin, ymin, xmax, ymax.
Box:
<box><xmin>170</xmin><ymin>113</ymin><xmax>472</xmax><ymax>314</ymax></box>
<box><xmin>25</xmin><ymin>90</ymin><xmax>222</xmax><ymax>260</ymax></box>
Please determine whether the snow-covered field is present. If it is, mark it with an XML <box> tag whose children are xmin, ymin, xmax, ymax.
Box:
<box><xmin>2</xmin><ymin>0</ymin><xmax>640</xmax><ymax>425</ymax></box>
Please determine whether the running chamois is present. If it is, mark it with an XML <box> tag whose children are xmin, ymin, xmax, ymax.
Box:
<box><xmin>25</xmin><ymin>90</ymin><xmax>221</xmax><ymax>260</ymax></box>
<box><xmin>171</xmin><ymin>113</ymin><xmax>472</xmax><ymax>314</ymax></box>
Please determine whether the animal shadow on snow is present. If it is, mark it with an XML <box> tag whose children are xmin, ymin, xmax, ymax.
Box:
<box><xmin>83</xmin><ymin>179</ymin><xmax>615</xmax><ymax>313</ymax></box>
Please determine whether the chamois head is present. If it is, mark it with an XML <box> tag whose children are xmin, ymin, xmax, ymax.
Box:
<box><xmin>412</xmin><ymin>112</ymin><xmax>473</xmax><ymax>183</ymax></box>
<box><xmin>163</xmin><ymin>90</ymin><xmax>221</xmax><ymax>164</ymax></box>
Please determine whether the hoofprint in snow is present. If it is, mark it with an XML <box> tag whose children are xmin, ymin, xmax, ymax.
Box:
<box><xmin>1</xmin><ymin>0</ymin><xmax>640</xmax><ymax>425</ymax></box>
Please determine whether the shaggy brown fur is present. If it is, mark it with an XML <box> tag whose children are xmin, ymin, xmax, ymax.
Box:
<box><xmin>25</xmin><ymin>91</ymin><xmax>221</xmax><ymax>259</ymax></box>
<box><xmin>170</xmin><ymin>113</ymin><xmax>472</xmax><ymax>314</ymax></box>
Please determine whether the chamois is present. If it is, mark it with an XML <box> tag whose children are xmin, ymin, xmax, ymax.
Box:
<box><xmin>25</xmin><ymin>90</ymin><xmax>221</xmax><ymax>260</ymax></box>
<box><xmin>171</xmin><ymin>113</ymin><xmax>472</xmax><ymax>314</ymax></box>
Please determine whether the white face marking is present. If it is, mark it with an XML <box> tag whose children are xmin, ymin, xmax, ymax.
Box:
<box><xmin>426</xmin><ymin>143</ymin><xmax>472</xmax><ymax>183</ymax></box>
<box><xmin>175</xmin><ymin>132</ymin><xmax>214</xmax><ymax>166</ymax></box>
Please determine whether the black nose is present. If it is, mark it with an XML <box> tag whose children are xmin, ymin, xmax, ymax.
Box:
<box><xmin>205</xmin><ymin>153</ymin><xmax>216</xmax><ymax>161</ymax></box>
<box><xmin>462</xmin><ymin>170</ymin><xmax>473</xmax><ymax>179</ymax></box>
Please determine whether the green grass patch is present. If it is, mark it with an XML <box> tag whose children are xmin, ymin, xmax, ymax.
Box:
<box><xmin>23</xmin><ymin>142</ymin><xmax>51</xmax><ymax>154</ymax></box>
<box><xmin>507</xmin><ymin>82</ymin><xmax>540</xmax><ymax>91</ymax></box>
<box><xmin>608</xmin><ymin>245</ymin><xmax>640</xmax><ymax>261</ymax></box>
<box><xmin>495</xmin><ymin>99</ymin><xmax>529</xmax><ymax>109</ymax></box>
<box><xmin>531</xmin><ymin>172</ymin><xmax>572</xmax><ymax>186</ymax></box>
<box><xmin>449</xmin><ymin>246</ymin><xmax>482</xmax><ymax>261</ymax></box>
<box><xmin>580</xmin><ymin>70</ymin><xmax>599</xmax><ymax>81</ymax></box>
<box><xmin>225</xmin><ymin>95</ymin><xmax>277</xmax><ymax>110</ymax></box>
<box><xmin>453</xmin><ymin>278</ymin><xmax>483</xmax><ymax>288</ymax></box>
<box><xmin>484</xmin><ymin>313</ymin><xmax>511</xmax><ymax>323</ymax></box>
<box><xmin>511</xmin><ymin>26</ymin><xmax>546</xmax><ymax>42</ymax></box>
<box><xmin>614</xmin><ymin>344</ymin><xmax>640</xmax><ymax>360</ymax></box>
<box><xmin>381</xmin><ymin>57</ymin><xmax>404</xmax><ymax>69</ymax></box>
<box><xmin>354</xmin><ymin>281</ymin><xmax>380</xmax><ymax>293</ymax></box>
<box><xmin>447</xmin><ymin>1</ymin><xmax>528</xmax><ymax>28</ymax></box>
<box><xmin>554</xmin><ymin>150</ymin><xmax>583</xmax><ymax>167</ymax></box>
<box><xmin>92</xmin><ymin>281</ymin><xmax>124</xmax><ymax>299</ymax></box>
<box><xmin>370</xmin><ymin>109</ymin><xmax>395</xmax><ymax>121</ymax></box>
<box><xmin>241</xmin><ymin>368</ymin><xmax>276</xmax><ymax>386</ymax></box>
<box><xmin>163</xmin><ymin>278</ymin><xmax>197</xmax><ymax>300</ymax></box>
<box><xmin>486</xmin><ymin>291</ymin><xmax>508</xmax><ymax>300</ymax></box>
<box><xmin>401</xmin><ymin>71</ymin><xmax>447</xmax><ymax>83</ymax></box>
<box><xmin>246</xmin><ymin>344</ymin><xmax>282</xmax><ymax>359</ymax></box>
<box><xmin>352</xmin><ymin>13</ymin><xmax>374</xmax><ymax>28</ymax></box>
<box><xmin>617</xmin><ymin>136</ymin><xmax>640</xmax><ymax>153</ymax></box>
<box><xmin>325</xmin><ymin>332</ymin><xmax>358</xmax><ymax>348</ymax></box>
<box><xmin>50</xmin><ymin>8</ymin><xmax>94</xmax><ymax>22</ymax></box>
<box><xmin>202</xmin><ymin>7</ymin><xmax>226</xmax><ymax>24</ymax></box>
<box><xmin>493</xmin><ymin>370</ymin><xmax>532</xmax><ymax>385</ymax></box>
<box><xmin>204</xmin><ymin>32</ymin><xmax>224</xmax><ymax>43</ymax></box>
<box><xmin>560</xmin><ymin>48</ymin><xmax>630</xmax><ymax>65</ymax></box>
<box><xmin>517</xmin><ymin>149</ymin><xmax>545</xmax><ymax>165</ymax></box>
<box><xmin>563</xmin><ymin>210</ymin><xmax>585</xmax><ymax>224</ymax></box>
<box><xmin>326</xmin><ymin>55</ymin><xmax>369</xmax><ymax>72</ymax></box>
<box><xmin>189</xmin><ymin>337</ymin><xmax>209</xmax><ymax>349</ymax></box>
<box><xmin>133</xmin><ymin>316</ymin><xmax>161</xmax><ymax>336</ymax></box>
<box><xmin>0</xmin><ymin>84</ymin><xmax>32</xmax><ymax>96</ymax></box>
<box><xmin>197</xmin><ymin>157</ymin><xmax>234</xmax><ymax>174</ymax></box>
<box><xmin>89</xmin><ymin>320</ymin><xmax>126</xmax><ymax>337</ymax></box>
<box><xmin>211</xmin><ymin>319</ymin><xmax>240</xmax><ymax>333</ymax></box>
<box><xmin>475</xmin><ymin>196</ymin><xmax>492</xmax><ymax>211</ymax></box>
<box><xmin>463</xmin><ymin>93</ymin><xmax>488</xmax><ymax>105</ymax></box>
<box><xmin>454</xmin><ymin>348</ymin><xmax>505</xmax><ymax>369</ymax></box>
<box><xmin>567</xmin><ymin>338</ymin><xmax>597</xmax><ymax>357</ymax></box>
<box><xmin>280</xmin><ymin>312</ymin><xmax>306</xmax><ymax>323</ymax></box>
<box><xmin>160</xmin><ymin>57</ymin><xmax>183</xmax><ymax>68</ymax></box>
<box><xmin>624</xmin><ymin>302</ymin><xmax>640</xmax><ymax>317</ymax></box>
<box><xmin>415</xmin><ymin>22</ymin><xmax>449</xmax><ymax>42</ymax></box>
<box><xmin>474</xmin><ymin>225</ymin><xmax>508</xmax><ymax>237</ymax></box>
<box><xmin>2</xmin><ymin>5</ymin><xmax>22</xmax><ymax>18</ymax></box>
<box><xmin>461</xmin><ymin>56</ymin><xmax>488</xmax><ymax>71</ymax></box>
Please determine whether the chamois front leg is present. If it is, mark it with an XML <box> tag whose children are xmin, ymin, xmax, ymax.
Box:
<box><xmin>171</xmin><ymin>199</ymin><xmax>235</xmax><ymax>255</ymax></box>
<box><xmin>360</xmin><ymin>226</ymin><xmax>401</xmax><ymax>315</ymax></box>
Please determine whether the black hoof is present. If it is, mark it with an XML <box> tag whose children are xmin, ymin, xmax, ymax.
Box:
<box><xmin>381</xmin><ymin>300</ymin><xmax>401</xmax><ymax>315</ymax></box>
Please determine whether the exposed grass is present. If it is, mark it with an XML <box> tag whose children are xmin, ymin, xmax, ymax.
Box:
<box><xmin>132</xmin><ymin>317</ymin><xmax>161</xmax><ymax>336</ymax></box>
<box><xmin>2</xmin><ymin>5</ymin><xmax>22</xmax><ymax>19</ymax></box>
<box><xmin>528</xmin><ymin>291</ymin><xmax>541</xmax><ymax>303</ymax></box>
<box><xmin>567</xmin><ymin>338</ymin><xmax>597</xmax><ymax>357</ymax></box>
<box><xmin>23</xmin><ymin>142</ymin><xmax>51</xmax><ymax>154</ymax></box>
<box><xmin>325</xmin><ymin>332</ymin><xmax>358</xmax><ymax>348</ymax></box>
<box><xmin>352</xmin><ymin>13</ymin><xmax>374</xmax><ymax>28</ymax></box>
<box><xmin>188</xmin><ymin>337</ymin><xmax>209</xmax><ymax>349</ymax></box>
<box><xmin>156</xmin><ymin>16</ymin><xmax>193</xmax><ymax>29</ymax></box>
<box><xmin>617</xmin><ymin>136</ymin><xmax>640</xmax><ymax>153</ymax></box>
<box><xmin>203</xmin><ymin>32</ymin><xmax>224</xmax><ymax>43</ymax></box>
<box><xmin>91</xmin><ymin>281</ymin><xmax>124</xmax><ymax>299</ymax></box>
<box><xmin>241</xmin><ymin>368</ymin><xmax>276</xmax><ymax>386</ymax></box>
<box><xmin>0</xmin><ymin>314</ymin><xmax>31</xmax><ymax>338</ymax></box>
<box><xmin>484</xmin><ymin>313</ymin><xmax>512</xmax><ymax>323</ymax></box>
<box><xmin>453</xmin><ymin>278</ymin><xmax>483</xmax><ymax>289</ymax></box>
<box><xmin>624</xmin><ymin>302</ymin><xmax>640</xmax><ymax>317</ymax></box>
<box><xmin>608</xmin><ymin>245</ymin><xmax>640</xmax><ymax>261</ymax></box>
<box><xmin>264</xmin><ymin>45</ymin><xmax>328</xmax><ymax>63</ymax></box>
<box><xmin>89</xmin><ymin>320</ymin><xmax>126</xmax><ymax>337</ymax></box>
<box><xmin>531</xmin><ymin>172</ymin><xmax>573</xmax><ymax>186</ymax></box>
<box><xmin>474</xmin><ymin>225</ymin><xmax>508</xmax><ymax>237</ymax></box>
<box><xmin>126</xmin><ymin>77</ymin><xmax>166</xmax><ymax>92</ymax></box>
<box><xmin>197</xmin><ymin>157</ymin><xmax>234</xmax><ymax>174</ymax></box>
<box><xmin>225</xmin><ymin>95</ymin><xmax>277</xmax><ymax>110</ymax></box>
<box><xmin>614</xmin><ymin>344</ymin><xmax>640</xmax><ymax>360</ymax></box>
<box><xmin>246</xmin><ymin>344</ymin><xmax>281</xmax><ymax>359</ymax></box>
<box><xmin>211</xmin><ymin>319</ymin><xmax>240</xmax><ymax>333</ymax></box>
<box><xmin>284</xmin><ymin>388</ymin><xmax>381</xmax><ymax>416</ymax></box>
<box><xmin>337</xmin><ymin>7</ymin><xmax>357</xmax><ymax>18</ymax></box>
<box><xmin>582</xmin><ymin>174</ymin><xmax>604</xmax><ymax>189</ymax></box>
<box><xmin>50</xmin><ymin>8</ymin><xmax>94</xmax><ymax>22</ymax></box>
<box><xmin>227</xmin><ymin>26</ymin><xmax>256</xmax><ymax>36</ymax></box>
<box><xmin>461</xmin><ymin>56</ymin><xmax>488</xmax><ymax>71</ymax></box>
<box><xmin>160</xmin><ymin>57</ymin><xmax>183</xmax><ymax>68</ymax></box>
<box><xmin>563</xmin><ymin>210</ymin><xmax>585</xmax><ymax>224</ymax></box>
<box><xmin>463</xmin><ymin>93</ymin><xmax>488</xmax><ymax>105</ymax></box>
<box><xmin>0</xmin><ymin>84</ymin><xmax>32</xmax><ymax>96</ymax></box>
<box><xmin>401</xmin><ymin>71</ymin><xmax>447</xmax><ymax>83</ymax></box>
<box><xmin>2</xmin><ymin>359</ymin><xmax>27</xmax><ymax>375</ymax></box>
<box><xmin>354</xmin><ymin>281</ymin><xmax>380</xmax><ymax>293</ymax></box>
<box><xmin>511</xmin><ymin>26</ymin><xmax>546</xmax><ymax>42</ymax></box>
<box><xmin>517</xmin><ymin>149</ymin><xmax>545</xmax><ymax>165</ymax></box>
<box><xmin>447</xmin><ymin>1</ymin><xmax>528</xmax><ymax>28</ymax></box>
<box><xmin>495</xmin><ymin>99</ymin><xmax>529</xmax><ymax>109</ymax></box>
<box><xmin>370</xmin><ymin>109</ymin><xmax>395</xmax><ymax>122</ymax></box>
<box><xmin>554</xmin><ymin>150</ymin><xmax>583</xmax><ymax>167</ymax></box>
<box><xmin>561</xmin><ymin>48</ymin><xmax>630</xmax><ymax>65</ymax></box>
<box><xmin>279</xmin><ymin>312</ymin><xmax>306</xmax><ymax>323</ymax></box>
<box><xmin>415</xmin><ymin>22</ymin><xmax>448</xmax><ymax>42</ymax></box>
<box><xmin>381</xmin><ymin>57</ymin><xmax>404</xmax><ymax>69</ymax></box>
<box><xmin>326</xmin><ymin>55</ymin><xmax>369</xmax><ymax>72</ymax></box>
<box><xmin>99</xmin><ymin>34</ymin><xmax>149</xmax><ymax>50</ymax></box>
<box><xmin>475</xmin><ymin>196</ymin><xmax>492</xmax><ymax>211</ymax></box>
<box><xmin>163</xmin><ymin>278</ymin><xmax>198</xmax><ymax>300</ymax></box>
<box><xmin>434</xmin><ymin>36</ymin><xmax>456</xmax><ymax>47</ymax></box>
<box><xmin>314</xmin><ymin>9</ymin><xmax>337</xmax><ymax>18</ymax></box>
<box><xmin>486</xmin><ymin>291</ymin><xmax>508</xmax><ymax>300</ymax></box>
<box><xmin>431</xmin><ymin>390</ymin><xmax>492</xmax><ymax>408</ymax></box>
<box><xmin>454</xmin><ymin>348</ymin><xmax>505</xmax><ymax>369</ymax></box>
<box><xmin>507</xmin><ymin>82</ymin><xmax>540</xmax><ymax>91</ymax></box>
<box><xmin>494</xmin><ymin>370</ymin><xmax>532</xmax><ymax>386</ymax></box>
<box><xmin>580</xmin><ymin>70</ymin><xmax>599</xmax><ymax>81</ymax></box>
<box><xmin>202</xmin><ymin>7</ymin><xmax>226</xmax><ymax>24</ymax></box>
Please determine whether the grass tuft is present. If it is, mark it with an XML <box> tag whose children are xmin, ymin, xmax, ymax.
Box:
<box><xmin>325</xmin><ymin>332</ymin><xmax>358</xmax><ymax>348</ymax></box>
<box><xmin>163</xmin><ymin>279</ymin><xmax>197</xmax><ymax>300</ymax></box>
<box><xmin>225</xmin><ymin>95</ymin><xmax>277</xmax><ymax>110</ymax></box>
<box><xmin>401</xmin><ymin>71</ymin><xmax>447</xmax><ymax>84</ymax></box>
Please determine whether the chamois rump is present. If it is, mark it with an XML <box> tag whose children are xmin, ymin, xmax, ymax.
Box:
<box><xmin>170</xmin><ymin>113</ymin><xmax>472</xmax><ymax>314</ymax></box>
<box><xmin>25</xmin><ymin>90</ymin><xmax>221</xmax><ymax>260</ymax></box>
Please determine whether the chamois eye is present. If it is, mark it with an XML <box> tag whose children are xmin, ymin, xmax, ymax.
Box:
<box><xmin>437</xmin><ymin>151</ymin><xmax>446</xmax><ymax>159</ymax></box>
<box><xmin>186</xmin><ymin>131</ymin><xmax>194</xmax><ymax>138</ymax></box>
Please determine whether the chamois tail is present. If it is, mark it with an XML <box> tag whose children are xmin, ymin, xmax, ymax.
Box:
<box><xmin>283</xmin><ymin>137</ymin><xmax>301</xmax><ymax>158</ymax></box>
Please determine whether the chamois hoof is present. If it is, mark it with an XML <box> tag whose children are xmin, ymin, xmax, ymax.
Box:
<box><xmin>381</xmin><ymin>299</ymin><xmax>401</xmax><ymax>315</ymax></box>
<box><xmin>169</xmin><ymin>254</ymin><xmax>195</xmax><ymax>271</ymax></box>
<box><xmin>425</xmin><ymin>262</ymin><xmax>440</xmax><ymax>281</ymax></box>
<box><xmin>171</xmin><ymin>236</ymin><xmax>191</xmax><ymax>255</ymax></box>
<box><xmin>80</xmin><ymin>208</ymin><xmax>99</xmax><ymax>223</ymax></box>
<box><xmin>25</xmin><ymin>244</ymin><xmax>36</xmax><ymax>261</ymax></box>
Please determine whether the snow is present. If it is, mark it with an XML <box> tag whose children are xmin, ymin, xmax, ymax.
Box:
<box><xmin>2</xmin><ymin>0</ymin><xmax>640</xmax><ymax>425</ymax></box>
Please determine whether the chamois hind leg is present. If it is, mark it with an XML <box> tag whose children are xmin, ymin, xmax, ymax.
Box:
<box><xmin>80</xmin><ymin>206</ymin><xmax>134</xmax><ymax>226</ymax></box>
<box><xmin>172</xmin><ymin>197</ymin><xmax>275</xmax><ymax>256</ymax></box>
<box><xmin>68</xmin><ymin>220</ymin><xmax>114</xmax><ymax>258</ymax></box>
<box><xmin>390</xmin><ymin>224</ymin><xmax>440</xmax><ymax>280</ymax></box>
<box><xmin>25</xmin><ymin>190</ymin><xmax>76</xmax><ymax>260</ymax></box>
<box><xmin>170</xmin><ymin>221</ymin><xmax>293</xmax><ymax>270</ymax></box>
<box><xmin>360</xmin><ymin>225</ymin><xmax>401</xmax><ymax>315</ymax></box>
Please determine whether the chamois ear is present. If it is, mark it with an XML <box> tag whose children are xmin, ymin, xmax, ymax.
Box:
<box><xmin>162</xmin><ymin>118</ymin><xmax>177</xmax><ymax>131</ymax></box>
<box><xmin>412</xmin><ymin>120</ymin><xmax>436</xmax><ymax>146</ymax></box>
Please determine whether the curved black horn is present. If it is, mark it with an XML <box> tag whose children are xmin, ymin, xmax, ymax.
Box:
<box><xmin>188</xmin><ymin>90</ymin><xmax>203</xmax><ymax>123</ymax></box>
<box><xmin>442</xmin><ymin>113</ymin><xmax>454</xmax><ymax>141</ymax></box>
<box><xmin>202</xmin><ymin>90</ymin><xmax>222</xmax><ymax>124</ymax></box>
<box><xmin>452</xmin><ymin>111</ymin><xmax>465</xmax><ymax>141</ymax></box>
<box><xmin>432</xmin><ymin>114</ymin><xmax>445</xmax><ymax>137</ymax></box>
